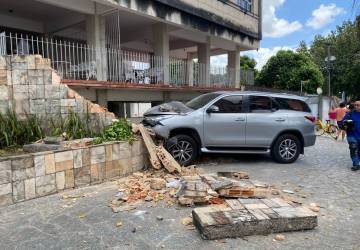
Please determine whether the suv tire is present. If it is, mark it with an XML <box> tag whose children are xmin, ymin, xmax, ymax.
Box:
<box><xmin>271</xmin><ymin>134</ymin><xmax>301</xmax><ymax>164</ymax></box>
<box><xmin>165</xmin><ymin>134</ymin><xmax>198</xmax><ymax>166</ymax></box>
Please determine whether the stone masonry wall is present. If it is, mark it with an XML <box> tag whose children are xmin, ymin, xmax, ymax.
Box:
<box><xmin>0</xmin><ymin>55</ymin><xmax>115</xmax><ymax>129</ymax></box>
<box><xmin>0</xmin><ymin>140</ymin><xmax>148</xmax><ymax>207</ymax></box>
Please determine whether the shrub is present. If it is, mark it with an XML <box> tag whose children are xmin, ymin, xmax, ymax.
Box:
<box><xmin>50</xmin><ymin>111</ymin><xmax>99</xmax><ymax>140</ymax></box>
<box><xmin>94</xmin><ymin>119</ymin><xmax>134</xmax><ymax>144</ymax></box>
<box><xmin>0</xmin><ymin>109</ymin><xmax>44</xmax><ymax>149</ymax></box>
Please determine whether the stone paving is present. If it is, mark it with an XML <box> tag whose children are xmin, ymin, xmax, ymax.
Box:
<box><xmin>1</xmin><ymin>137</ymin><xmax>360</xmax><ymax>249</ymax></box>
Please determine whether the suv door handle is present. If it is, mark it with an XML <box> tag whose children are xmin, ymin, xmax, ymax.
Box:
<box><xmin>235</xmin><ymin>117</ymin><xmax>246</xmax><ymax>122</ymax></box>
<box><xmin>275</xmin><ymin>118</ymin><xmax>286</xmax><ymax>122</ymax></box>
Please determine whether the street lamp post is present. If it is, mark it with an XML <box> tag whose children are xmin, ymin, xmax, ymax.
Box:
<box><xmin>317</xmin><ymin>87</ymin><xmax>323</xmax><ymax>120</ymax></box>
<box><xmin>300</xmin><ymin>80</ymin><xmax>310</xmax><ymax>94</ymax></box>
<box><xmin>324</xmin><ymin>42</ymin><xmax>336</xmax><ymax>97</ymax></box>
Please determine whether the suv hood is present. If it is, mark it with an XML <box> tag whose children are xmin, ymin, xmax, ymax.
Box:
<box><xmin>143</xmin><ymin>101</ymin><xmax>193</xmax><ymax>116</ymax></box>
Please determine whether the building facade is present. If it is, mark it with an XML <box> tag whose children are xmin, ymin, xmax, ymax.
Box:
<box><xmin>0</xmin><ymin>0</ymin><xmax>261</xmax><ymax>117</ymax></box>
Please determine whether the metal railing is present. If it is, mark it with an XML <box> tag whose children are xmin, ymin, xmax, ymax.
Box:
<box><xmin>0</xmin><ymin>32</ymin><xmax>254</xmax><ymax>88</ymax></box>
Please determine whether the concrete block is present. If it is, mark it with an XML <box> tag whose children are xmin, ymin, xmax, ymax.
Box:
<box><xmin>0</xmin><ymin>70</ymin><xmax>8</xmax><ymax>85</ymax></box>
<box><xmin>73</xmin><ymin>149</ymin><xmax>82</xmax><ymax>169</ymax></box>
<box><xmin>119</xmin><ymin>142</ymin><xmax>130</xmax><ymax>151</ymax></box>
<box><xmin>44</xmin><ymin>153</ymin><xmax>55</xmax><ymax>174</ymax></box>
<box><xmin>65</xmin><ymin>169</ymin><xmax>74</xmax><ymax>189</ymax></box>
<box><xmin>24</xmin><ymin>178</ymin><xmax>36</xmax><ymax>200</ymax></box>
<box><xmin>74</xmin><ymin>166</ymin><xmax>91</xmax><ymax>187</ymax></box>
<box><xmin>0</xmin><ymin>183</ymin><xmax>12</xmax><ymax>196</ymax></box>
<box><xmin>28</xmin><ymin>75</ymin><xmax>43</xmax><ymax>85</ymax></box>
<box><xmin>192</xmin><ymin>198</ymin><xmax>318</xmax><ymax>240</ymax></box>
<box><xmin>55</xmin><ymin>151</ymin><xmax>73</xmax><ymax>172</ymax></box>
<box><xmin>45</xmin><ymin>99</ymin><xmax>61</xmax><ymax>114</ymax></box>
<box><xmin>45</xmin><ymin>85</ymin><xmax>60</xmax><ymax>99</ymax></box>
<box><xmin>0</xmin><ymin>86</ymin><xmax>9</xmax><ymax>99</ymax></box>
<box><xmin>35</xmin><ymin>57</ymin><xmax>51</xmax><ymax>69</ymax></box>
<box><xmin>59</xmin><ymin>85</ymin><xmax>68</xmax><ymax>99</ymax></box>
<box><xmin>11</xmin><ymin>156</ymin><xmax>34</xmax><ymax>170</ymax></box>
<box><xmin>90</xmin><ymin>146</ymin><xmax>105</xmax><ymax>164</ymax></box>
<box><xmin>105</xmin><ymin>161</ymin><xmax>119</xmax><ymax>179</ymax></box>
<box><xmin>12</xmin><ymin>85</ymin><xmax>28</xmax><ymax>99</ymax></box>
<box><xmin>34</xmin><ymin>154</ymin><xmax>45</xmax><ymax>177</ymax></box>
<box><xmin>112</xmin><ymin>143</ymin><xmax>121</xmax><ymax>160</ymax></box>
<box><xmin>105</xmin><ymin>144</ymin><xmax>112</xmax><ymax>162</ymax></box>
<box><xmin>90</xmin><ymin>163</ymin><xmax>104</xmax><ymax>184</ymax></box>
<box><xmin>131</xmin><ymin>140</ymin><xmax>142</xmax><ymax>156</ymax></box>
<box><xmin>25</xmin><ymin>55</ymin><xmax>36</xmax><ymax>69</ymax></box>
<box><xmin>56</xmin><ymin>171</ymin><xmax>65</xmax><ymax>190</ymax></box>
<box><xmin>0</xmin><ymin>160</ymin><xmax>11</xmax><ymax>184</ymax></box>
<box><xmin>60</xmin><ymin>99</ymin><xmax>76</xmax><ymax>114</ymax></box>
<box><xmin>30</xmin><ymin>99</ymin><xmax>46</xmax><ymax>114</ymax></box>
<box><xmin>82</xmin><ymin>148</ymin><xmax>91</xmax><ymax>166</ymax></box>
<box><xmin>12</xmin><ymin>69</ymin><xmax>28</xmax><ymax>85</ymax></box>
<box><xmin>43</xmin><ymin>70</ymin><xmax>52</xmax><ymax>84</ymax></box>
<box><xmin>113</xmin><ymin>158</ymin><xmax>132</xmax><ymax>176</ymax></box>
<box><xmin>0</xmin><ymin>56</ymin><xmax>8</xmax><ymax>70</ymax></box>
<box><xmin>29</xmin><ymin>84</ymin><xmax>45</xmax><ymax>99</ymax></box>
<box><xmin>35</xmin><ymin>174</ymin><xmax>56</xmax><ymax>196</ymax></box>
<box><xmin>12</xmin><ymin>180</ymin><xmax>25</xmax><ymax>202</ymax></box>
<box><xmin>14</xmin><ymin>99</ymin><xmax>30</xmax><ymax>115</ymax></box>
<box><xmin>0</xmin><ymin>100</ymin><xmax>9</xmax><ymax>114</ymax></box>
<box><xmin>12</xmin><ymin>167</ymin><xmax>35</xmax><ymax>181</ymax></box>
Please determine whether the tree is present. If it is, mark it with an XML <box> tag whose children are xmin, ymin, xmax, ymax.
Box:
<box><xmin>309</xmin><ymin>21</ymin><xmax>360</xmax><ymax>99</ymax></box>
<box><xmin>240</xmin><ymin>55</ymin><xmax>256</xmax><ymax>70</ymax></box>
<box><xmin>256</xmin><ymin>50</ymin><xmax>324</xmax><ymax>93</ymax></box>
<box><xmin>297</xmin><ymin>40</ymin><xmax>309</xmax><ymax>55</ymax></box>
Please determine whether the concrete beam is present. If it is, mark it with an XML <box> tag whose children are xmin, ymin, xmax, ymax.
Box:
<box><xmin>35</xmin><ymin>0</ymin><xmax>95</xmax><ymax>15</ymax></box>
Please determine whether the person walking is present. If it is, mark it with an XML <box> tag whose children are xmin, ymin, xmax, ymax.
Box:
<box><xmin>335</xmin><ymin>102</ymin><xmax>348</xmax><ymax>140</ymax></box>
<box><xmin>341</xmin><ymin>100</ymin><xmax>360</xmax><ymax>171</ymax></box>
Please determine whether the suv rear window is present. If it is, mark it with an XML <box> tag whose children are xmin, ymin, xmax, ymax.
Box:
<box><xmin>275</xmin><ymin>98</ymin><xmax>311</xmax><ymax>112</ymax></box>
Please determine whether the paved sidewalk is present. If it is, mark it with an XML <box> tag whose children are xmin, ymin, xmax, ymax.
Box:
<box><xmin>1</xmin><ymin>137</ymin><xmax>360</xmax><ymax>249</ymax></box>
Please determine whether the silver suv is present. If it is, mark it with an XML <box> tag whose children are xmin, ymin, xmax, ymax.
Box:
<box><xmin>143</xmin><ymin>91</ymin><xmax>316</xmax><ymax>165</ymax></box>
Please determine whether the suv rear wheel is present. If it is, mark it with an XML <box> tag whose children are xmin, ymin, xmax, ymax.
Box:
<box><xmin>165</xmin><ymin>134</ymin><xmax>198</xmax><ymax>166</ymax></box>
<box><xmin>271</xmin><ymin>134</ymin><xmax>301</xmax><ymax>163</ymax></box>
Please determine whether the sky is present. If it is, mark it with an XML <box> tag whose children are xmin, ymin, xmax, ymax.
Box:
<box><xmin>211</xmin><ymin>0</ymin><xmax>358</xmax><ymax>70</ymax></box>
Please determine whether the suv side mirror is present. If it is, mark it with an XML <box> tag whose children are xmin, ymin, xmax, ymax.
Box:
<box><xmin>206</xmin><ymin>105</ymin><xmax>219</xmax><ymax>113</ymax></box>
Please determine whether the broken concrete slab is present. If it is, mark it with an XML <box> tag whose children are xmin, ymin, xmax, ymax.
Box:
<box><xmin>192</xmin><ymin>198</ymin><xmax>317</xmax><ymax>240</ymax></box>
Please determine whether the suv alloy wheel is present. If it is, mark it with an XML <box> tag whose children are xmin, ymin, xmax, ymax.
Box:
<box><xmin>165</xmin><ymin>134</ymin><xmax>198</xmax><ymax>166</ymax></box>
<box><xmin>271</xmin><ymin>134</ymin><xmax>301</xmax><ymax>163</ymax></box>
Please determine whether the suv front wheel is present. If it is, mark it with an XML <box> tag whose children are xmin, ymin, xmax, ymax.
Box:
<box><xmin>165</xmin><ymin>134</ymin><xmax>198</xmax><ymax>166</ymax></box>
<box><xmin>271</xmin><ymin>134</ymin><xmax>301</xmax><ymax>163</ymax></box>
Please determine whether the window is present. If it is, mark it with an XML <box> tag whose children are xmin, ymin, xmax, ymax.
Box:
<box><xmin>185</xmin><ymin>93</ymin><xmax>222</xmax><ymax>110</ymax></box>
<box><xmin>249</xmin><ymin>96</ymin><xmax>273</xmax><ymax>112</ymax></box>
<box><xmin>275</xmin><ymin>98</ymin><xmax>311</xmax><ymax>112</ymax></box>
<box><xmin>236</xmin><ymin>0</ymin><xmax>252</xmax><ymax>12</ymax></box>
<box><xmin>213</xmin><ymin>95</ymin><xmax>244</xmax><ymax>113</ymax></box>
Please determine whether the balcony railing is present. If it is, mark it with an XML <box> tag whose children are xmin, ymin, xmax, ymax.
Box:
<box><xmin>0</xmin><ymin>32</ymin><xmax>254</xmax><ymax>88</ymax></box>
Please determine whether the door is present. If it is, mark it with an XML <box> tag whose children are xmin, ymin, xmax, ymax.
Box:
<box><xmin>245</xmin><ymin>95</ymin><xmax>288</xmax><ymax>146</ymax></box>
<box><xmin>203</xmin><ymin>95</ymin><xmax>246</xmax><ymax>147</ymax></box>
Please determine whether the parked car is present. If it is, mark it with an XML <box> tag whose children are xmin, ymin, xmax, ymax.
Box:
<box><xmin>143</xmin><ymin>91</ymin><xmax>316</xmax><ymax>165</ymax></box>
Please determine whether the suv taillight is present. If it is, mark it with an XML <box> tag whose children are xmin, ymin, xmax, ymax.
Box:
<box><xmin>305</xmin><ymin>115</ymin><xmax>316</xmax><ymax>123</ymax></box>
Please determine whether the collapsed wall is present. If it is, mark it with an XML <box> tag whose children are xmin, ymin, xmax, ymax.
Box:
<box><xmin>0</xmin><ymin>55</ymin><xmax>115</xmax><ymax>130</ymax></box>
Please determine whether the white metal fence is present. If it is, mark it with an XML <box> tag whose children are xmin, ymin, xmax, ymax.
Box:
<box><xmin>0</xmin><ymin>32</ymin><xmax>254</xmax><ymax>87</ymax></box>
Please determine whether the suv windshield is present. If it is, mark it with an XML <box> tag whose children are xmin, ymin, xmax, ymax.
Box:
<box><xmin>185</xmin><ymin>93</ymin><xmax>222</xmax><ymax>110</ymax></box>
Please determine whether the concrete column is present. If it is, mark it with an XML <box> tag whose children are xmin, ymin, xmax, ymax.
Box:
<box><xmin>152</xmin><ymin>23</ymin><xmax>169</xmax><ymax>84</ymax></box>
<box><xmin>96</xmin><ymin>89</ymin><xmax>108</xmax><ymax>108</ymax></box>
<box><xmin>86</xmin><ymin>14</ymin><xmax>107</xmax><ymax>81</ymax></box>
<box><xmin>197</xmin><ymin>37</ymin><xmax>210</xmax><ymax>87</ymax></box>
<box><xmin>186</xmin><ymin>53</ymin><xmax>194</xmax><ymax>87</ymax></box>
<box><xmin>228</xmin><ymin>46</ymin><xmax>241</xmax><ymax>88</ymax></box>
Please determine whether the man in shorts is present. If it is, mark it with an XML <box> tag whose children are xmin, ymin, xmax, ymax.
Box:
<box><xmin>335</xmin><ymin>102</ymin><xmax>348</xmax><ymax>140</ymax></box>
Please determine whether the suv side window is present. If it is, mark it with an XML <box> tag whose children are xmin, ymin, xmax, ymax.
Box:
<box><xmin>249</xmin><ymin>96</ymin><xmax>275</xmax><ymax>113</ymax></box>
<box><xmin>212</xmin><ymin>95</ymin><xmax>244</xmax><ymax>113</ymax></box>
<box><xmin>275</xmin><ymin>98</ymin><xmax>311</xmax><ymax>112</ymax></box>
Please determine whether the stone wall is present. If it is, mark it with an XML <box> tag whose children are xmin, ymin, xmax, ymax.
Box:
<box><xmin>0</xmin><ymin>55</ymin><xmax>115</xmax><ymax>129</ymax></box>
<box><xmin>0</xmin><ymin>140</ymin><xmax>148</xmax><ymax>207</ymax></box>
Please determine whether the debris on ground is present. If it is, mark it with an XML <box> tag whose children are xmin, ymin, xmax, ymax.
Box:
<box><xmin>116</xmin><ymin>221</ymin><xmax>123</xmax><ymax>227</ymax></box>
<box><xmin>181</xmin><ymin>216</ymin><xmax>193</xmax><ymax>226</ymax></box>
<box><xmin>274</xmin><ymin>234</ymin><xmax>286</xmax><ymax>241</ymax></box>
<box><xmin>107</xmin><ymin>124</ymin><xmax>320</xmax><ymax>240</ymax></box>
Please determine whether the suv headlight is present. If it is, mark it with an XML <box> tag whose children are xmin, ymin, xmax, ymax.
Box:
<box><xmin>143</xmin><ymin>115</ymin><xmax>173</xmax><ymax>126</ymax></box>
